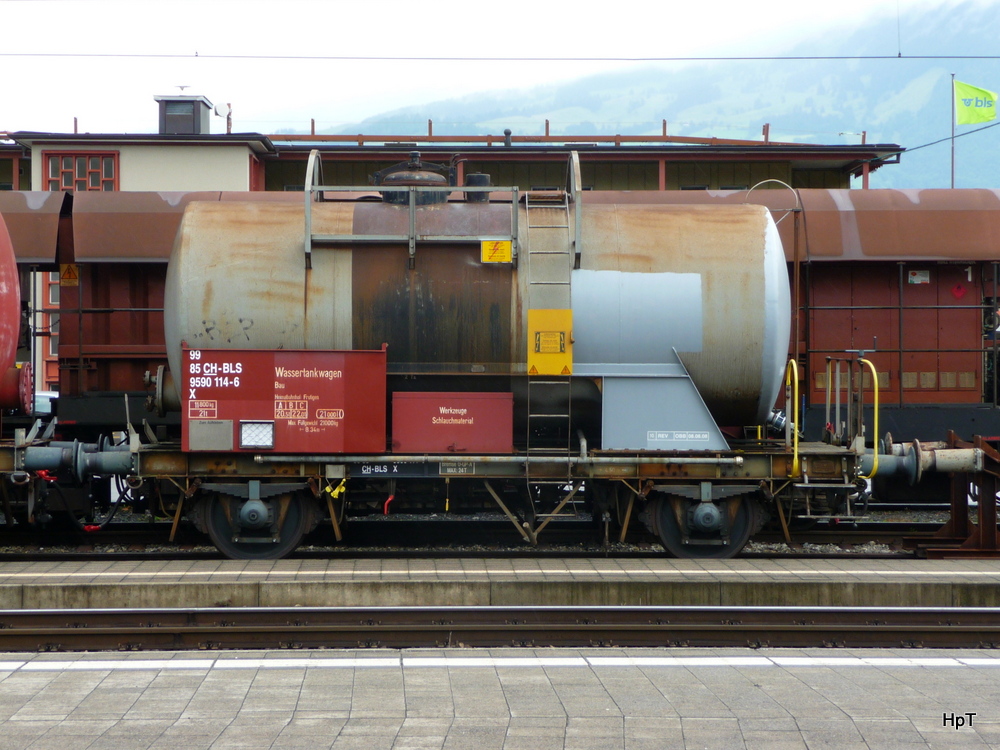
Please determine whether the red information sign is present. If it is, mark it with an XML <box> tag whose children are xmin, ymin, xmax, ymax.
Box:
<box><xmin>392</xmin><ymin>392</ymin><xmax>513</xmax><ymax>454</ymax></box>
<box><xmin>182</xmin><ymin>347</ymin><xmax>386</xmax><ymax>454</ymax></box>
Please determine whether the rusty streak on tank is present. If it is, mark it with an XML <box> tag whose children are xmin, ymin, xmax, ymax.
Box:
<box><xmin>351</xmin><ymin>202</ymin><xmax>513</xmax><ymax>371</ymax></box>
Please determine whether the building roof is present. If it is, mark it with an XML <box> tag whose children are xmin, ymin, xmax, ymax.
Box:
<box><xmin>266</xmin><ymin>135</ymin><xmax>903</xmax><ymax>178</ymax></box>
<box><xmin>10</xmin><ymin>132</ymin><xmax>275</xmax><ymax>155</ymax></box>
<box><xmin>6</xmin><ymin>131</ymin><xmax>902</xmax><ymax>178</ymax></box>
<box><xmin>152</xmin><ymin>94</ymin><xmax>214</xmax><ymax>108</ymax></box>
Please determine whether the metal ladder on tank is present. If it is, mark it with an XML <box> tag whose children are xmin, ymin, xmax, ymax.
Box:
<box><xmin>524</xmin><ymin>182</ymin><xmax>579</xmax><ymax>519</ymax></box>
<box><xmin>525</xmin><ymin>374</ymin><xmax>581</xmax><ymax>528</ymax></box>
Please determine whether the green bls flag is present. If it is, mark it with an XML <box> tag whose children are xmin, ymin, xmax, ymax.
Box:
<box><xmin>955</xmin><ymin>80</ymin><xmax>997</xmax><ymax>125</ymax></box>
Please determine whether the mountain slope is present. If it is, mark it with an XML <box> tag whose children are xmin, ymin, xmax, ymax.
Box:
<box><xmin>332</xmin><ymin>2</ymin><xmax>999</xmax><ymax>188</ymax></box>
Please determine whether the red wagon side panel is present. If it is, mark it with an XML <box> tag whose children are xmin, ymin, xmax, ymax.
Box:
<box><xmin>392</xmin><ymin>392</ymin><xmax>514</xmax><ymax>454</ymax></box>
<box><xmin>182</xmin><ymin>347</ymin><xmax>386</xmax><ymax>454</ymax></box>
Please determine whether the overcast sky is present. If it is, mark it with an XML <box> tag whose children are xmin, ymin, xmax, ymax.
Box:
<box><xmin>0</xmin><ymin>0</ymin><xmax>986</xmax><ymax>135</ymax></box>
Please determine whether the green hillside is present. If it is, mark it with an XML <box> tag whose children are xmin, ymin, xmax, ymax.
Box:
<box><xmin>334</xmin><ymin>2</ymin><xmax>999</xmax><ymax>189</ymax></box>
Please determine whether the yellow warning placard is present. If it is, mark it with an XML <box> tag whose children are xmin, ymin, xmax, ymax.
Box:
<box><xmin>481</xmin><ymin>240</ymin><xmax>512</xmax><ymax>263</ymax></box>
<box><xmin>527</xmin><ymin>309</ymin><xmax>572</xmax><ymax>375</ymax></box>
<box><xmin>59</xmin><ymin>264</ymin><xmax>79</xmax><ymax>287</ymax></box>
<box><xmin>535</xmin><ymin>331</ymin><xmax>565</xmax><ymax>354</ymax></box>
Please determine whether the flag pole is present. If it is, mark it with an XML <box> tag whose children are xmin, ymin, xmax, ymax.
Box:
<box><xmin>951</xmin><ymin>72</ymin><xmax>956</xmax><ymax>189</ymax></box>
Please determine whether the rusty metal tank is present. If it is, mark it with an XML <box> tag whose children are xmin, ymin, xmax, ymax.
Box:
<box><xmin>0</xmin><ymin>211</ymin><xmax>28</xmax><ymax>412</ymax></box>
<box><xmin>164</xmin><ymin>195</ymin><xmax>789</xmax><ymax>427</ymax></box>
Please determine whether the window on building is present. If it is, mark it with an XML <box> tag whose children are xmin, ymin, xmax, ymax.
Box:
<box><xmin>48</xmin><ymin>315</ymin><xmax>59</xmax><ymax>358</ymax></box>
<box><xmin>48</xmin><ymin>279</ymin><xmax>60</xmax><ymax>306</ymax></box>
<box><xmin>44</xmin><ymin>153</ymin><xmax>118</xmax><ymax>191</ymax></box>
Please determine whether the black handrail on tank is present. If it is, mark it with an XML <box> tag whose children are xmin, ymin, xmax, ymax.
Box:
<box><xmin>303</xmin><ymin>148</ymin><xmax>521</xmax><ymax>271</ymax></box>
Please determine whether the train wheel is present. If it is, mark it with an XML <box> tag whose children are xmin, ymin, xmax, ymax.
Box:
<box><xmin>641</xmin><ymin>496</ymin><xmax>662</xmax><ymax>538</ymax></box>
<box><xmin>203</xmin><ymin>492</ymin><xmax>314</xmax><ymax>560</ymax></box>
<box><xmin>655</xmin><ymin>495</ymin><xmax>759</xmax><ymax>559</ymax></box>
<box><xmin>613</xmin><ymin>484</ymin><xmax>632</xmax><ymax>529</ymax></box>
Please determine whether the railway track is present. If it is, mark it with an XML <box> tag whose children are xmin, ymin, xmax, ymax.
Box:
<box><xmin>752</xmin><ymin>521</ymin><xmax>945</xmax><ymax>547</ymax></box>
<box><xmin>2</xmin><ymin>605</ymin><xmax>998</xmax><ymax>652</ymax></box>
<box><xmin>0</xmin><ymin>522</ymin><xmax>943</xmax><ymax>561</ymax></box>
<box><xmin>0</xmin><ymin>518</ymin><xmax>946</xmax><ymax>561</ymax></box>
<box><xmin>0</xmin><ymin>517</ymin><xmax>947</xmax><ymax>546</ymax></box>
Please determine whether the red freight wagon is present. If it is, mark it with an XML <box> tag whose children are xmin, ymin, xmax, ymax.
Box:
<box><xmin>392</xmin><ymin>392</ymin><xmax>514</xmax><ymax>454</ymax></box>
<box><xmin>182</xmin><ymin>347</ymin><xmax>386</xmax><ymax>454</ymax></box>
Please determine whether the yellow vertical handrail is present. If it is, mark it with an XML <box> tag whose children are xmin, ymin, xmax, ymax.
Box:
<box><xmin>858</xmin><ymin>357</ymin><xmax>879</xmax><ymax>479</ymax></box>
<box><xmin>785</xmin><ymin>359</ymin><xmax>800</xmax><ymax>477</ymax></box>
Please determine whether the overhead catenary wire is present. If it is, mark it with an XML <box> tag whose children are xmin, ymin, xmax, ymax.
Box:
<box><xmin>1</xmin><ymin>52</ymin><xmax>1000</xmax><ymax>62</ymax></box>
<box><xmin>865</xmin><ymin>118</ymin><xmax>1000</xmax><ymax>168</ymax></box>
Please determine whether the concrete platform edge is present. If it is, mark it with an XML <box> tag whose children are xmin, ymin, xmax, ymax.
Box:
<box><xmin>0</xmin><ymin>579</ymin><xmax>998</xmax><ymax>609</ymax></box>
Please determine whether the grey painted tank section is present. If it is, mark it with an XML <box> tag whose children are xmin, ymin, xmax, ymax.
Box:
<box><xmin>572</xmin><ymin>270</ymin><xmax>703</xmax><ymax>364</ymax></box>
<box><xmin>602</xmin><ymin>365</ymin><xmax>729</xmax><ymax>451</ymax></box>
<box><xmin>757</xmin><ymin>216</ymin><xmax>791</xmax><ymax>423</ymax></box>
<box><xmin>575</xmin><ymin>203</ymin><xmax>790</xmax><ymax>426</ymax></box>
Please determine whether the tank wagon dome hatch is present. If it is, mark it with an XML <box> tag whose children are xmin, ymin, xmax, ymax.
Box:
<box><xmin>372</xmin><ymin>151</ymin><xmax>456</xmax><ymax>206</ymax></box>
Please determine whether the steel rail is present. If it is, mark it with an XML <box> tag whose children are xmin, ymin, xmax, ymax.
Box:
<box><xmin>0</xmin><ymin>606</ymin><xmax>997</xmax><ymax>651</ymax></box>
<box><xmin>0</xmin><ymin>519</ymin><xmax>944</xmax><ymax>557</ymax></box>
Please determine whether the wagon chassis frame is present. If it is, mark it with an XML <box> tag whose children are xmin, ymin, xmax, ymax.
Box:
<box><xmin>129</xmin><ymin>440</ymin><xmax>859</xmax><ymax>550</ymax></box>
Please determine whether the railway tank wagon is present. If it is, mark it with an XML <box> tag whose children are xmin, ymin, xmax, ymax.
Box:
<box><xmin>4</xmin><ymin>161</ymin><xmax>992</xmax><ymax>558</ymax></box>
<box><xmin>162</xmin><ymin>176</ymin><xmax>789</xmax><ymax>431</ymax></box>
<box><xmin>129</xmin><ymin>151</ymin><xmax>850</xmax><ymax>559</ymax></box>
<box><xmin>0</xmin><ymin>211</ymin><xmax>30</xmax><ymax>414</ymax></box>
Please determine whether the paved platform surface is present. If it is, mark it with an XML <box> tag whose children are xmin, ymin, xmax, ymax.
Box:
<box><xmin>0</xmin><ymin>647</ymin><xmax>996</xmax><ymax>749</ymax></box>
<box><xmin>0</xmin><ymin>557</ymin><xmax>999</xmax><ymax>608</ymax></box>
